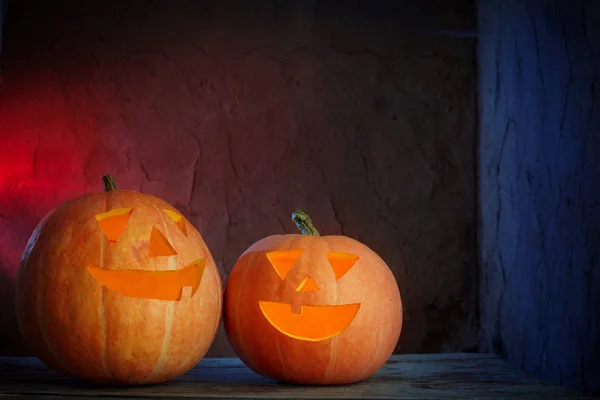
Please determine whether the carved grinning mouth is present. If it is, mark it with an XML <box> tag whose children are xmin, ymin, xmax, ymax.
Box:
<box><xmin>87</xmin><ymin>258</ymin><xmax>206</xmax><ymax>301</ymax></box>
<box><xmin>258</xmin><ymin>301</ymin><xmax>360</xmax><ymax>342</ymax></box>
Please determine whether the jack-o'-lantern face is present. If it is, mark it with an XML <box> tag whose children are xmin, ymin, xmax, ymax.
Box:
<box><xmin>258</xmin><ymin>249</ymin><xmax>361</xmax><ymax>341</ymax></box>
<box><xmin>224</xmin><ymin>210</ymin><xmax>403</xmax><ymax>385</ymax></box>
<box><xmin>16</xmin><ymin>176</ymin><xmax>224</xmax><ymax>385</ymax></box>
<box><xmin>86</xmin><ymin>207</ymin><xmax>206</xmax><ymax>302</ymax></box>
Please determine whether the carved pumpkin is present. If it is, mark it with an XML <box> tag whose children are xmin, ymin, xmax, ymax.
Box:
<box><xmin>223</xmin><ymin>210</ymin><xmax>402</xmax><ymax>385</ymax></box>
<box><xmin>15</xmin><ymin>175</ymin><xmax>222</xmax><ymax>385</ymax></box>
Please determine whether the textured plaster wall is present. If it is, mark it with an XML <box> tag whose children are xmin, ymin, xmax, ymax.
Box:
<box><xmin>0</xmin><ymin>0</ymin><xmax>476</xmax><ymax>357</ymax></box>
<box><xmin>478</xmin><ymin>0</ymin><xmax>600</xmax><ymax>395</ymax></box>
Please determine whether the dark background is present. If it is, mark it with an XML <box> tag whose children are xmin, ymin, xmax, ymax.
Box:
<box><xmin>0</xmin><ymin>0</ymin><xmax>598</xmax><ymax>396</ymax></box>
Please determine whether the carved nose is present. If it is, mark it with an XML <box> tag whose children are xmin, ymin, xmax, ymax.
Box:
<box><xmin>296</xmin><ymin>275</ymin><xmax>320</xmax><ymax>292</ymax></box>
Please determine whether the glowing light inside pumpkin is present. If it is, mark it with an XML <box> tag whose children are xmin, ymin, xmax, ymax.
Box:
<box><xmin>164</xmin><ymin>208</ymin><xmax>187</xmax><ymax>236</ymax></box>
<box><xmin>95</xmin><ymin>208</ymin><xmax>133</xmax><ymax>247</ymax></box>
<box><xmin>87</xmin><ymin>258</ymin><xmax>206</xmax><ymax>301</ymax></box>
<box><xmin>258</xmin><ymin>301</ymin><xmax>361</xmax><ymax>341</ymax></box>
<box><xmin>260</xmin><ymin>249</ymin><xmax>362</xmax><ymax>341</ymax></box>
<box><xmin>296</xmin><ymin>275</ymin><xmax>319</xmax><ymax>291</ymax></box>
<box><xmin>326</xmin><ymin>252</ymin><xmax>359</xmax><ymax>280</ymax></box>
<box><xmin>91</xmin><ymin>207</ymin><xmax>203</xmax><ymax>301</ymax></box>
<box><xmin>149</xmin><ymin>226</ymin><xmax>177</xmax><ymax>257</ymax></box>
<box><xmin>266</xmin><ymin>249</ymin><xmax>304</xmax><ymax>279</ymax></box>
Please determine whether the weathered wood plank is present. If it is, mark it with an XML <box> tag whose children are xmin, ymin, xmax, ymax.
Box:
<box><xmin>477</xmin><ymin>0</ymin><xmax>600</xmax><ymax>396</ymax></box>
<box><xmin>0</xmin><ymin>354</ymin><xmax>589</xmax><ymax>399</ymax></box>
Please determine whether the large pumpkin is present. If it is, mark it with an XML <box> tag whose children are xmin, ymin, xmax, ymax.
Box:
<box><xmin>223</xmin><ymin>210</ymin><xmax>402</xmax><ymax>384</ymax></box>
<box><xmin>15</xmin><ymin>175</ymin><xmax>222</xmax><ymax>385</ymax></box>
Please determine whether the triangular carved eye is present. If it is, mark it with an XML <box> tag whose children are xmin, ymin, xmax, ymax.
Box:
<box><xmin>326</xmin><ymin>252</ymin><xmax>359</xmax><ymax>280</ymax></box>
<box><xmin>266</xmin><ymin>250</ymin><xmax>304</xmax><ymax>280</ymax></box>
<box><xmin>95</xmin><ymin>208</ymin><xmax>133</xmax><ymax>247</ymax></box>
<box><xmin>163</xmin><ymin>209</ymin><xmax>187</xmax><ymax>236</ymax></box>
<box><xmin>149</xmin><ymin>227</ymin><xmax>177</xmax><ymax>257</ymax></box>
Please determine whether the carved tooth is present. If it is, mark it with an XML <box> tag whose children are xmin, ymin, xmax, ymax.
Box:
<box><xmin>180</xmin><ymin>285</ymin><xmax>193</xmax><ymax>300</ymax></box>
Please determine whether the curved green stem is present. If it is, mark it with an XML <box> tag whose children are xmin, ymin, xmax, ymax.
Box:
<box><xmin>292</xmin><ymin>209</ymin><xmax>320</xmax><ymax>236</ymax></box>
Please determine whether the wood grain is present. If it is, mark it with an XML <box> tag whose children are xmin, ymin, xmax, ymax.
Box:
<box><xmin>0</xmin><ymin>354</ymin><xmax>589</xmax><ymax>399</ymax></box>
<box><xmin>477</xmin><ymin>0</ymin><xmax>600</xmax><ymax>396</ymax></box>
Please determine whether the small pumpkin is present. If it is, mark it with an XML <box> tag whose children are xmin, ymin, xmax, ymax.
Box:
<box><xmin>15</xmin><ymin>175</ymin><xmax>222</xmax><ymax>385</ymax></box>
<box><xmin>223</xmin><ymin>210</ymin><xmax>402</xmax><ymax>385</ymax></box>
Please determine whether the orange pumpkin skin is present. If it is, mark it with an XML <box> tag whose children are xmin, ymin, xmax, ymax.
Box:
<box><xmin>224</xmin><ymin>230</ymin><xmax>402</xmax><ymax>385</ymax></box>
<box><xmin>15</xmin><ymin>178</ymin><xmax>222</xmax><ymax>385</ymax></box>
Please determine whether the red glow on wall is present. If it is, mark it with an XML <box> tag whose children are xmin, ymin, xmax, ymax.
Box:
<box><xmin>0</xmin><ymin>72</ymin><xmax>102</xmax><ymax>262</ymax></box>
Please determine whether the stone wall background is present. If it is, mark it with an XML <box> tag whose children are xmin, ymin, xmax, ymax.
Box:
<box><xmin>477</xmin><ymin>0</ymin><xmax>600</xmax><ymax>395</ymax></box>
<box><xmin>0</xmin><ymin>0</ymin><xmax>477</xmax><ymax>357</ymax></box>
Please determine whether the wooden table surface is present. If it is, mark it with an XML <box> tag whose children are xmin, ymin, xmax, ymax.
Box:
<box><xmin>0</xmin><ymin>353</ymin><xmax>589</xmax><ymax>399</ymax></box>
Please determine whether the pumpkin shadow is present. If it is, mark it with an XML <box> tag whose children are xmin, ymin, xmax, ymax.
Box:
<box><xmin>0</xmin><ymin>266</ymin><xmax>28</xmax><ymax>356</ymax></box>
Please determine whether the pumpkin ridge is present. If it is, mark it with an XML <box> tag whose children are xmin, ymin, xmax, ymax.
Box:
<box><xmin>35</xmin><ymin>242</ymin><xmax>71</xmax><ymax>377</ymax></box>
<box><xmin>98</xmin><ymin>210</ymin><xmax>113</xmax><ymax>380</ymax></box>
<box><xmin>232</xmin><ymin>256</ymin><xmax>251</xmax><ymax>370</ymax></box>
<box><xmin>208</xmin><ymin>252</ymin><xmax>223</xmax><ymax>356</ymax></box>
<box><xmin>147</xmin><ymin>202</ymin><xmax>177</xmax><ymax>380</ymax></box>
<box><xmin>274</xmin><ymin>335</ymin><xmax>288</xmax><ymax>380</ymax></box>
<box><xmin>322</xmin><ymin>240</ymin><xmax>338</xmax><ymax>384</ymax></box>
<box><xmin>175</xmin><ymin>234</ymin><xmax>212</xmax><ymax>373</ymax></box>
<box><xmin>323</xmin><ymin>335</ymin><xmax>339</xmax><ymax>383</ymax></box>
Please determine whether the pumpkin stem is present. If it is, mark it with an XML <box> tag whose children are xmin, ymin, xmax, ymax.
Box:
<box><xmin>292</xmin><ymin>209</ymin><xmax>320</xmax><ymax>236</ymax></box>
<box><xmin>102</xmin><ymin>174</ymin><xmax>117</xmax><ymax>192</ymax></box>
